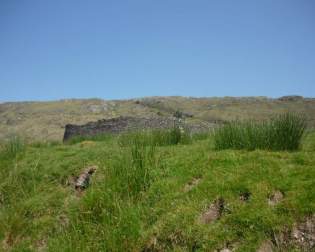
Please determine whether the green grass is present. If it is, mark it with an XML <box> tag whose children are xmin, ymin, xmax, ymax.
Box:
<box><xmin>118</xmin><ymin>126</ymin><xmax>192</xmax><ymax>147</ymax></box>
<box><xmin>0</xmin><ymin>130</ymin><xmax>314</xmax><ymax>251</ymax></box>
<box><xmin>0</xmin><ymin>135</ymin><xmax>26</xmax><ymax>160</ymax></box>
<box><xmin>66</xmin><ymin>133</ymin><xmax>114</xmax><ymax>145</ymax></box>
<box><xmin>214</xmin><ymin>113</ymin><xmax>307</xmax><ymax>151</ymax></box>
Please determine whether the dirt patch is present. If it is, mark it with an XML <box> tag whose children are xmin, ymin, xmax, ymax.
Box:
<box><xmin>268</xmin><ymin>190</ymin><xmax>284</xmax><ymax>206</ymax></box>
<box><xmin>199</xmin><ymin>198</ymin><xmax>225</xmax><ymax>224</ymax></box>
<box><xmin>143</xmin><ymin>236</ymin><xmax>158</xmax><ymax>251</ymax></box>
<box><xmin>35</xmin><ymin>238</ymin><xmax>47</xmax><ymax>252</ymax></box>
<box><xmin>216</xmin><ymin>241</ymin><xmax>239</xmax><ymax>252</ymax></box>
<box><xmin>59</xmin><ymin>214</ymin><xmax>70</xmax><ymax>228</ymax></box>
<box><xmin>184</xmin><ymin>177</ymin><xmax>201</xmax><ymax>192</ymax></box>
<box><xmin>2</xmin><ymin>232</ymin><xmax>20</xmax><ymax>251</ymax></box>
<box><xmin>239</xmin><ymin>191</ymin><xmax>251</xmax><ymax>202</ymax></box>
<box><xmin>219</xmin><ymin>249</ymin><xmax>232</xmax><ymax>252</ymax></box>
<box><xmin>257</xmin><ymin>215</ymin><xmax>315</xmax><ymax>251</ymax></box>
<box><xmin>2</xmin><ymin>233</ymin><xmax>13</xmax><ymax>250</ymax></box>
<box><xmin>290</xmin><ymin>215</ymin><xmax>315</xmax><ymax>250</ymax></box>
<box><xmin>273</xmin><ymin>214</ymin><xmax>315</xmax><ymax>251</ymax></box>
<box><xmin>256</xmin><ymin>240</ymin><xmax>274</xmax><ymax>252</ymax></box>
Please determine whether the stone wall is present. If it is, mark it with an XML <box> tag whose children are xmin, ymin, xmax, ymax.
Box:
<box><xmin>63</xmin><ymin>116</ymin><xmax>184</xmax><ymax>141</ymax></box>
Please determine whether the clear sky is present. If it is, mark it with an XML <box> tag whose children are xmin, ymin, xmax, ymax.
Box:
<box><xmin>0</xmin><ymin>0</ymin><xmax>314</xmax><ymax>101</ymax></box>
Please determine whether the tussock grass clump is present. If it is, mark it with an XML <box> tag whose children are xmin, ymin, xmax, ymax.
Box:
<box><xmin>118</xmin><ymin>126</ymin><xmax>191</xmax><ymax>147</ymax></box>
<box><xmin>214</xmin><ymin>113</ymin><xmax>307</xmax><ymax>151</ymax></box>
<box><xmin>0</xmin><ymin>135</ymin><xmax>26</xmax><ymax>159</ymax></box>
<box><xmin>112</xmin><ymin>140</ymin><xmax>156</xmax><ymax>197</ymax></box>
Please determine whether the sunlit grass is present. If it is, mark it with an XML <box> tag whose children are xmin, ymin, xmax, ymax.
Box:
<box><xmin>214</xmin><ymin>113</ymin><xmax>307</xmax><ymax>151</ymax></box>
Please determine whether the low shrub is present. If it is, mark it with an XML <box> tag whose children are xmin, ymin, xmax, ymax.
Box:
<box><xmin>214</xmin><ymin>113</ymin><xmax>307</xmax><ymax>151</ymax></box>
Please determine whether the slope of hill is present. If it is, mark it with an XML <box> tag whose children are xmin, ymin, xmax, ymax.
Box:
<box><xmin>0</xmin><ymin>96</ymin><xmax>315</xmax><ymax>141</ymax></box>
<box><xmin>0</xmin><ymin>131</ymin><xmax>314</xmax><ymax>251</ymax></box>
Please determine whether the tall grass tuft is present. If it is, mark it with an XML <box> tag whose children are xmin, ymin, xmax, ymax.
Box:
<box><xmin>214</xmin><ymin>113</ymin><xmax>307</xmax><ymax>151</ymax></box>
<box><xmin>108</xmin><ymin>136</ymin><xmax>157</xmax><ymax>199</ymax></box>
<box><xmin>118</xmin><ymin>126</ymin><xmax>191</xmax><ymax>147</ymax></box>
<box><xmin>0</xmin><ymin>135</ymin><xmax>26</xmax><ymax>159</ymax></box>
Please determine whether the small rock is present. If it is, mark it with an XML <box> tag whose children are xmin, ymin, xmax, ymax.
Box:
<box><xmin>75</xmin><ymin>166</ymin><xmax>97</xmax><ymax>191</ymax></box>
<box><xmin>199</xmin><ymin>198</ymin><xmax>224</xmax><ymax>224</ymax></box>
<box><xmin>268</xmin><ymin>190</ymin><xmax>284</xmax><ymax>206</ymax></box>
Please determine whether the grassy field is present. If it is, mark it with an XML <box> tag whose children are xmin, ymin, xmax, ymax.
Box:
<box><xmin>0</xmin><ymin>128</ymin><xmax>314</xmax><ymax>251</ymax></box>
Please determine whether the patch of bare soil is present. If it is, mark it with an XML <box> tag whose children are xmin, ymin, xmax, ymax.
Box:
<box><xmin>257</xmin><ymin>214</ymin><xmax>315</xmax><ymax>251</ymax></box>
<box><xmin>184</xmin><ymin>177</ymin><xmax>201</xmax><ymax>192</ymax></box>
<box><xmin>217</xmin><ymin>241</ymin><xmax>239</xmax><ymax>252</ymax></box>
<box><xmin>199</xmin><ymin>197</ymin><xmax>225</xmax><ymax>224</ymax></box>
<box><xmin>59</xmin><ymin>214</ymin><xmax>70</xmax><ymax>228</ymax></box>
<box><xmin>35</xmin><ymin>238</ymin><xmax>47</xmax><ymax>252</ymax></box>
<box><xmin>219</xmin><ymin>249</ymin><xmax>232</xmax><ymax>252</ymax></box>
<box><xmin>256</xmin><ymin>240</ymin><xmax>274</xmax><ymax>252</ymax></box>
<box><xmin>143</xmin><ymin>236</ymin><xmax>158</xmax><ymax>251</ymax></box>
<box><xmin>239</xmin><ymin>191</ymin><xmax>251</xmax><ymax>202</ymax></box>
<box><xmin>275</xmin><ymin>214</ymin><xmax>315</xmax><ymax>251</ymax></box>
<box><xmin>291</xmin><ymin>215</ymin><xmax>315</xmax><ymax>250</ymax></box>
<box><xmin>2</xmin><ymin>232</ymin><xmax>19</xmax><ymax>251</ymax></box>
<box><xmin>268</xmin><ymin>190</ymin><xmax>284</xmax><ymax>206</ymax></box>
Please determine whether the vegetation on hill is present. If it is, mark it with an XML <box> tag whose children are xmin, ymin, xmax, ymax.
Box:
<box><xmin>214</xmin><ymin>113</ymin><xmax>307</xmax><ymax>151</ymax></box>
<box><xmin>0</xmin><ymin>96</ymin><xmax>315</xmax><ymax>141</ymax></box>
<box><xmin>0</xmin><ymin>124</ymin><xmax>314</xmax><ymax>251</ymax></box>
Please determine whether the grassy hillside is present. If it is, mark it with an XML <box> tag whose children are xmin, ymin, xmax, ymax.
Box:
<box><xmin>1</xmin><ymin>96</ymin><xmax>315</xmax><ymax>141</ymax></box>
<box><xmin>0</xmin><ymin>130</ymin><xmax>314</xmax><ymax>251</ymax></box>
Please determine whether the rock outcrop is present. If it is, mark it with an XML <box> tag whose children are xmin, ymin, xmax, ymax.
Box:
<box><xmin>278</xmin><ymin>95</ymin><xmax>304</xmax><ymax>101</ymax></box>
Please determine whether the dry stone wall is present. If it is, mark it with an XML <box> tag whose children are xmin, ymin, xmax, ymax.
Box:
<box><xmin>63</xmin><ymin>116</ymin><xmax>183</xmax><ymax>141</ymax></box>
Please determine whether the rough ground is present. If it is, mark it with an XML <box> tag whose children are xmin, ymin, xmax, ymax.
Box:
<box><xmin>0</xmin><ymin>132</ymin><xmax>314</xmax><ymax>251</ymax></box>
<box><xmin>1</xmin><ymin>96</ymin><xmax>315</xmax><ymax>141</ymax></box>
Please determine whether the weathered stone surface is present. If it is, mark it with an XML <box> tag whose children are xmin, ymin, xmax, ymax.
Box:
<box><xmin>75</xmin><ymin>166</ymin><xmax>97</xmax><ymax>191</ymax></box>
<box><xmin>63</xmin><ymin>116</ymin><xmax>210</xmax><ymax>141</ymax></box>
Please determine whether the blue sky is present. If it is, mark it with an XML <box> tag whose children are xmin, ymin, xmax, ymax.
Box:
<box><xmin>0</xmin><ymin>0</ymin><xmax>314</xmax><ymax>101</ymax></box>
